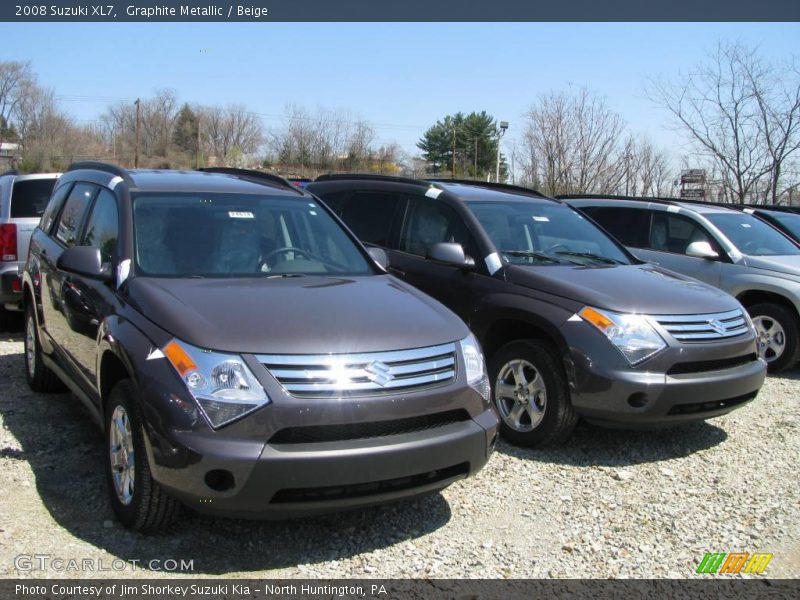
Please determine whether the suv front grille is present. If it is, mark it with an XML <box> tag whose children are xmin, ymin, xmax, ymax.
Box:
<box><xmin>653</xmin><ymin>309</ymin><xmax>749</xmax><ymax>342</ymax></box>
<box><xmin>269</xmin><ymin>409</ymin><xmax>470</xmax><ymax>444</ymax></box>
<box><xmin>257</xmin><ymin>342</ymin><xmax>457</xmax><ymax>398</ymax></box>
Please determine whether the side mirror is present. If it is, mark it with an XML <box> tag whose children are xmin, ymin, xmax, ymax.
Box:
<box><xmin>428</xmin><ymin>242</ymin><xmax>475</xmax><ymax>269</ymax></box>
<box><xmin>685</xmin><ymin>241</ymin><xmax>719</xmax><ymax>260</ymax></box>
<box><xmin>57</xmin><ymin>246</ymin><xmax>112</xmax><ymax>280</ymax></box>
<box><xmin>367</xmin><ymin>246</ymin><xmax>389</xmax><ymax>270</ymax></box>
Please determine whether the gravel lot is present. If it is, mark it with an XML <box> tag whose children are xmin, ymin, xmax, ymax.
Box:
<box><xmin>0</xmin><ymin>328</ymin><xmax>797</xmax><ymax>579</ymax></box>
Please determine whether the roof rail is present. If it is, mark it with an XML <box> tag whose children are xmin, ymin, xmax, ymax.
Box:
<box><xmin>67</xmin><ymin>161</ymin><xmax>134</xmax><ymax>186</ymax></box>
<box><xmin>314</xmin><ymin>173</ymin><xmax>428</xmax><ymax>187</ymax></box>
<box><xmin>198</xmin><ymin>167</ymin><xmax>299</xmax><ymax>192</ymax></box>
<box><xmin>557</xmin><ymin>193</ymin><xmax>685</xmax><ymax>204</ymax></box>
<box><xmin>0</xmin><ymin>169</ymin><xmax>20</xmax><ymax>177</ymax></box>
<box><xmin>428</xmin><ymin>178</ymin><xmax>550</xmax><ymax>199</ymax></box>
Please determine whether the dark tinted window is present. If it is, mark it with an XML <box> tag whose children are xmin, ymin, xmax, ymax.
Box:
<box><xmin>400</xmin><ymin>198</ymin><xmax>477</xmax><ymax>258</ymax></box>
<box><xmin>54</xmin><ymin>184</ymin><xmax>97</xmax><ymax>247</ymax></box>
<box><xmin>580</xmin><ymin>206</ymin><xmax>650</xmax><ymax>247</ymax></box>
<box><xmin>706</xmin><ymin>212</ymin><xmax>800</xmax><ymax>256</ymax></box>
<box><xmin>40</xmin><ymin>183</ymin><xmax>72</xmax><ymax>234</ymax></box>
<box><xmin>650</xmin><ymin>212</ymin><xmax>718</xmax><ymax>255</ymax></box>
<box><xmin>82</xmin><ymin>189</ymin><xmax>119</xmax><ymax>264</ymax></box>
<box><xmin>340</xmin><ymin>192</ymin><xmax>403</xmax><ymax>247</ymax></box>
<box><xmin>10</xmin><ymin>178</ymin><xmax>57</xmax><ymax>218</ymax></box>
<box><xmin>756</xmin><ymin>210</ymin><xmax>800</xmax><ymax>239</ymax></box>
<box><xmin>133</xmin><ymin>193</ymin><xmax>372</xmax><ymax>277</ymax></box>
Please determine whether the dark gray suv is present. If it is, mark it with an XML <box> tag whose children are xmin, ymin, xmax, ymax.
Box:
<box><xmin>22</xmin><ymin>163</ymin><xmax>497</xmax><ymax>532</ymax></box>
<box><xmin>307</xmin><ymin>176</ymin><xmax>766</xmax><ymax>447</ymax></box>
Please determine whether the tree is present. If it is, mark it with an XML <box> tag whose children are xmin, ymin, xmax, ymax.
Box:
<box><xmin>417</xmin><ymin>111</ymin><xmax>506</xmax><ymax>178</ymax></box>
<box><xmin>0</xmin><ymin>61</ymin><xmax>34</xmax><ymax>148</ymax></box>
<box><xmin>200</xmin><ymin>104</ymin><xmax>263</xmax><ymax>165</ymax></box>
<box><xmin>172</xmin><ymin>103</ymin><xmax>199</xmax><ymax>156</ymax></box>
<box><xmin>520</xmin><ymin>88</ymin><xmax>626</xmax><ymax>195</ymax></box>
<box><xmin>648</xmin><ymin>41</ymin><xmax>800</xmax><ymax>204</ymax></box>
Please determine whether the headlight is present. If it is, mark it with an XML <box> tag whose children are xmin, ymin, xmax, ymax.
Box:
<box><xmin>579</xmin><ymin>307</ymin><xmax>666</xmax><ymax>365</ymax></box>
<box><xmin>459</xmin><ymin>333</ymin><xmax>490</xmax><ymax>400</ymax></box>
<box><xmin>162</xmin><ymin>338</ymin><xmax>270</xmax><ymax>428</ymax></box>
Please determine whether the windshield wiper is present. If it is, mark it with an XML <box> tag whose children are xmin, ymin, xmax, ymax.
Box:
<box><xmin>554</xmin><ymin>251</ymin><xmax>623</xmax><ymax>265</ymax></box>
<box><xmin>500</xmin><ymin>250</ymin><xmax>562</xmax><ymax>264</ymax></box>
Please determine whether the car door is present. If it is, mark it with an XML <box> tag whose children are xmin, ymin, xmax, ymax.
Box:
<box><xmin>387</xmin><ymin>195</ymin><xmax>489</xmax><ymax>324</ymax></box>
<box><xmin>635</xmin><ymin>210</ymin><xmax>723</xmax><ymax>287</ymax></box>
<box><xmin>39</xmin><ymin>182</ymin><xmax>98</xmax><ymax>379</ymax></box>
<box><xmin>60</xmin><ymin>187</ymin><xmax>121</xmax><ymax>390</ymax></box>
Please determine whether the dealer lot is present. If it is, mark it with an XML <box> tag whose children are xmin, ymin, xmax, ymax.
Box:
<box><xmin>0</xmin><ymin>330</ymin><xmax>797</xmax><ymax>579</ymax></box>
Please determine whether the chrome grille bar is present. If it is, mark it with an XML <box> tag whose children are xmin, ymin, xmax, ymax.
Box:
<box><xmin>652</xmin><ymin>309</ymin><xmax>750</xmax><ymax>342</ymax></box>
<box><xmin>258</xmin><ymin>342</ymin><xmax>458</xmax><ymax>397</ymax></box>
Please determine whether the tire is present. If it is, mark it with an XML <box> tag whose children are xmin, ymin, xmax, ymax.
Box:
<box><xmin>105</xmin><ymin>380</ymin><xmax>180</xmax><ymax>532</ymax></box>
<box><xmin>24</xmin><ymin>304</ymin><xmax>65</xmax><ymax>393</ymax></box>
<box><xmin>748</xmin><ymin>302</ymin><xmax>799</xmax><ymax>373</ymax></box>
<box><xmin>489</xmin><ymin>339</ymin><xmax>577</xmax><ymax>447</ymax></box>
<box><xmin>0</xmin><ymin>307</ymin><xmax>10</xmax><ymax>332</ymax></box>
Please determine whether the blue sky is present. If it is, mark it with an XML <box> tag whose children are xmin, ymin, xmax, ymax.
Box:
<box><xmin>1</xmin><ymin>22</ymin><xmax>798</xmax><ymax>156</ymax></box>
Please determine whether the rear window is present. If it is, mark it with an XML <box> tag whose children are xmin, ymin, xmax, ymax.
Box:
<box><xmin>10</xmin><ymin>179</ymin><xmax>57</xmax><ymax>218</ymax></box>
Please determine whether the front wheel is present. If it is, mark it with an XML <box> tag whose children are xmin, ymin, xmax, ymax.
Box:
<box><xmin>489</xmin><ymin>339</ymin><xmax>577</xmax><ymax>447</ymax></box>
<box><xmin>105</xmin><ymin>380</ymin><xmax>180</xmax><ymax>532</ymax></box>
<box><xmin>748</xmin><ymin>303</ymin><xmax>799</xmax><ymax>373</ymax></box>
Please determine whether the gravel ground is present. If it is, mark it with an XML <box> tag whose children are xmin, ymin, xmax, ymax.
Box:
<box><xmin>0</xmin><ymin>328</ymin><xmax>797</xmax><ymax>580</ymax></box>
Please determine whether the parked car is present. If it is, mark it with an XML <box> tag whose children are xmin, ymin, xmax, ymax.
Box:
<box><xmin>306</xmin><ymin>176</ymin><xmax>765</xmax><ymax>447</ymax></box>
<box><xmin>22</xmin><ymin>162</ymin><xmax>497</xmax><ymax>531</ymax></box>
<box><xmin>563</xmin><ymin>195</ymin><xmax>800</xmax><ymax>372</ymax></box>
<box><xmin>0</xmin><ymin>171</ymin><xmax>59</xmax><ymax>330</ymax></box>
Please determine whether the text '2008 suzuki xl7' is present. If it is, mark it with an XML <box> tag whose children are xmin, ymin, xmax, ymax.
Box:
<box><xmin>307</xmin><ymin>176</ymin><xmax>767</xmax><ymax>447</ymax></box>
<box><xmin>23</xmin><ymin>163</ymin><xmax>498</xmax><ymax>532</ymax></box>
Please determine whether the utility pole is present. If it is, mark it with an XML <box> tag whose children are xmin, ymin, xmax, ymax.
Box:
<box><xmin>195</xmin><ymin>113</ymin><xmax>201</xmax><ymax>169</ymax></box>
<box><xmin>451</xmin><ymin>126</ymin><xmax>456</xmax><ymax>179</ymax></box>
<box><xmin>474</xmin><ymin>138</ymin><xmax>478</xmax><ymax>178</ymax></box>
<box><xmin>134</xmin><ymin>98</ymin><xmax>141</xmax><ymax>168</ymax></box>
<box><xmin>495</xmin><ymin>121</ymin><xmax>508</xmax><ymax>182</ymax></box>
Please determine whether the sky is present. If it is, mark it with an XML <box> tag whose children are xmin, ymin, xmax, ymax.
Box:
<box><xmin>1</xmin><ymin>22</ymin><xmax>798</xmax><ymax>158</ymax></box>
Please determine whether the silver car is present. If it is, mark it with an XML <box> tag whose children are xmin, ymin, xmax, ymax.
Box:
<box><xmin>564</xmin><ymin>196</ymin><xmax>800</xmax><ymax>372</ymax></box>
<box><xmin>0</xmin><ymin>172</ymin><xmax>60</xmax><ymax>330</ymax></box>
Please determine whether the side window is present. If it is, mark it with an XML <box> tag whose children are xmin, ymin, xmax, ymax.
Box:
<box><xmin>54</xmin><ymin>183</ymin><xmax>97</xmax><ymax>247</ymax></box>
<box><xmin>340</xmin><ymin>192</ymin><xmax>404</xmax><ymax>247</ymax></box>
<box><xmin>400</xmin><ymin>198</ymin><xmax>477</xmax><ymax>258</ymax></box>
<box><xmin>580</xmin><ymin>206</ymin><xmax>650</xmax><ymax>248</ymax></box>
<box><xmin>81</xmin><ymin>189</ymin><xmax>119</xmax><ymax>264</ymax></box>
<box><xmin>40</xmin><ymin>183</ymin><xmax>72</xmax><ymax>234</ymax></box>
<box><xmin>315</xmin><ymin>190</ymin><xmax>348</xmax><ymax>214</ymax></box>
<box><xmin>650</xmin><ymin>212</ymin><xmax>716</xmax><ymax>255</ymax></box>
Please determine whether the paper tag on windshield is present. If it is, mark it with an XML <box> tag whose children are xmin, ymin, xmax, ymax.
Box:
<box><xmin>229</xmin><ymin>211</ymin><xmax>254</xmax><ymax>219</ymax></box>
<box><xmin>425</xmin><ymin>187</ymin><xmax>443</xmax><ymax>199</ymax></box>
<box><xmin>532</xmin><ymin>216</ymin><xmax>549</xmax><ymax>222</ymax></box>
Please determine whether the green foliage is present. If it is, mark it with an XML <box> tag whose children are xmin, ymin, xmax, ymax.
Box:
<box><xmin>172</xmin><ymin>103</ymin><xmax>198</xmax><ymax>155</ymax></box>
<box><xmin>417</xmin><ymin>111</ymin><xmax>507</xmax><ymax>178</ymax></box>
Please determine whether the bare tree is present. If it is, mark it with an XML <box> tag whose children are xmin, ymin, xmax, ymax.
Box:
<box><xmin>200</xmin><ymin>104</ymin><xmax>263</xmax><ymax>164</ymax></box>
<box><xmin>520</xmin><ymin>88</ymin><xmax>626</xmax><ymax>195</ymax></box>
<box><xmin>617</xmin><ymin>134</ymin><xmax>673</xmax><ymax>197</ymax></box>
<box><xmin>647</xmin><ymin>41</ymin><xmax>800</xmax><ymax>204</ymax></box>
<box><xmin>0</xmin><ymin>61</ymin><xmax>35</xmax><ymax>148</ymax></box>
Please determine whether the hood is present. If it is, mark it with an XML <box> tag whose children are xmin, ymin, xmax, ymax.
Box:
<box><xmin>742</xmin><ymin>254</ymin><xmax>800</xmax><ymax>279</ymax></box>
<box><xmin>506</xmin><ymin>263</ymin><xmax>741</xmax><ymax>315</ymax></box>
<box><xmin>125</xmin><ymin>275</ymin><xmax>468</xmax><ymax>354</ymax></box>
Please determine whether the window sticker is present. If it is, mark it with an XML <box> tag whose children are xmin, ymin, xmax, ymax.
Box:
<box><xmin>309</xmin><ymin>211</ymin><xmax>318</xmax><ymax>216</ymax></box>
<box><xmin>741</xmin><ymin>223</ymin><xmax>751</xmax><ymax>228</ymax></box>
<box><xmin>667</xmin><ymin>205</ymin><xmax>681</xmax><ymax>213</ymax></box>
<box><xmin>228</xmin><ymin>211</ymin><xmax>254</xmax><ymax>219</ymax></box>
<box><xmin>532</xmin><ymin>216</ymin><xmax>550</xmax><ymax>222</ymax></box>
<box><xmin>425</xmin><ymin>187</ymin><xmax>443</xmax><ymax>200</ymax></box>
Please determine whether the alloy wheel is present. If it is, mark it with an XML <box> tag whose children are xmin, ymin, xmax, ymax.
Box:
<box><xmin>753</xmin><ymin>315</ymin><xmax>786</xmax><ymax>363</ymax></box>
<box><xmin>494</xmin><ymin>359</ymin><xmax>547</xmax><ymax>432</ymax></box>
<box><xmin>109</xmin><ymin>405</ymin><xmax>136</xmax><ymax>506</ymax></box>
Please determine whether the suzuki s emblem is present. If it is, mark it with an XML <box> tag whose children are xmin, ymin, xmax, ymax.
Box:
<box><xmin>708</xmin><ymin>319</ymin><xmax>727</xmax><ymax>335</ymax></box>
<box><xmin>364</xmin><ymin>361</ymin><xmax>393</xmax><ymax>387</ymax></box>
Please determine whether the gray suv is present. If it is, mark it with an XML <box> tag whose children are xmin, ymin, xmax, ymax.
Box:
<box><xmin>564</xmin><ymin>196</ymin><xmax>800</xmax><ymax>371</ymax></box>
<box><xmin>22</xmin><ymin>163</ymin><xmax>497</xmax><ymax>531</ymax></box>
<box><xmin>0</xmin><ymin>172</ymin><xmax>59</xmax><ymax>330</ymax></box>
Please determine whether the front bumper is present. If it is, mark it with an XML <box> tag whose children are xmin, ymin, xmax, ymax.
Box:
<box><xmin>562</xmin><ymin>319</ymin><xmax>766</xmax><ymax>428</ymax></box>
<box><xmin>134</xmin><ymin>347</ymin><xmax>498</xmax><ymax>518</ymax></box>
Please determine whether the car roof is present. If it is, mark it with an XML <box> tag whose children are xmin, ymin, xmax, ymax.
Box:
<box><xmin>432</xmin><ymin>181</ymin><xmax>556</xmax><ymax>204</ymax></box>
<box><xmin>562</xmin><ymin>195</ymin><xmax>741</xmax><ymax>215</ymax></box>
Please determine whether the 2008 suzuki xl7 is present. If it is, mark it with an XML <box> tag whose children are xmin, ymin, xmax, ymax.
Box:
<box><xmin>22</xmin><ymin>163</ymin><xmax>497</xmax><ymax>532</ymax></box>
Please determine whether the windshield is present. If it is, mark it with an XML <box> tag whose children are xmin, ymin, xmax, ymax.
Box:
<box><xmin>466</xmin><ymin>200</ymin><xmax>631</xmax><ymax>266</ymax></box>
<box><xmin>758</xmin><ymin>210</ymin><xmax>800</xmax><ymax>239</ymax></box>
<box><xmin>133</xmin><ymin>193</ymin><xmax>373</xmax><ymax>277</ymax></box>
<box><xmin>706</xmin><ymin>212</ymin><xmax>800</xmax><ymax>256</ymax></box>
